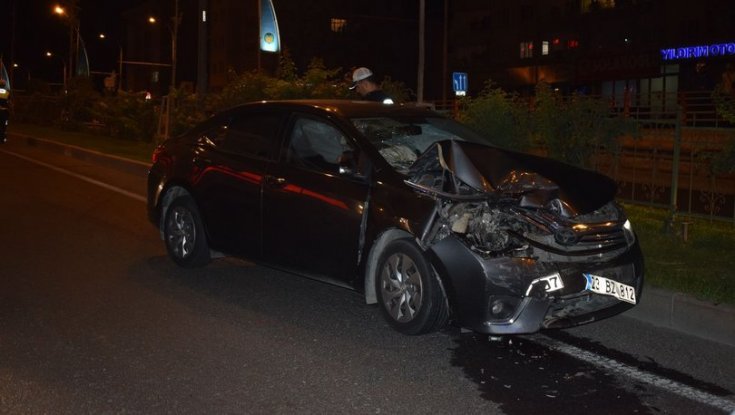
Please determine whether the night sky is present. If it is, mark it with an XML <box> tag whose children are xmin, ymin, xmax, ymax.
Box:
<box><xmin>2</xmin><ymin>1</ymin><xmax>446</xmax><ymax>94</ymax></box>
<box><xmin>1</xmin><ymin>0</ymin><xmax>144</xmax><ymax>83</ymax></box>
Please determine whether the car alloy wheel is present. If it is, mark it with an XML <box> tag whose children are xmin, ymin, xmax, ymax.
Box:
<box><xmin>167</xmin><ymin>206</ymin><xmax>196</xmax><ymax>258</ymax></box>
<box><xmin>376</xmin><ymin>239</ymin><xmax>449</xmax><ymax>335</ymax></box>
<box><xmin>380</xmin><ymin>252</ymin><xmax>423</xmax><ymax>323</ymax></box>
<box><xmin>163</xmin><ymin>196</ymin><xmax>211</xmax><ymax>268</ymax></box>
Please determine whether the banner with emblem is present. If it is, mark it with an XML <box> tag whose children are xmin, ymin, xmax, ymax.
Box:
<box><xmin>76</xmin><ymin>36</ymin><xmax>90</xmax><ymax>77</ymax></box>
<box><xmin>259</xmin><ymin>0</ymin><xmax>280</xmax><ymax>53</ymax></box>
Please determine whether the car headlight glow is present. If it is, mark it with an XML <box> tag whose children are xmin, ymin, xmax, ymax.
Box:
<box><xmin>623</xmin><ymin>219</ymin><xmax>635</xmax><ymax>245</ymax></box>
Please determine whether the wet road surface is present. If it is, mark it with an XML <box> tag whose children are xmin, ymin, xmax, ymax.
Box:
<box><xmin>1</xmin><ymin>143</ymin><xmax>734</xmax><ymax>414</ymax></box>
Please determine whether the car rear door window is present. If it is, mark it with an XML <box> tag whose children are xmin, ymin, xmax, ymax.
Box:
<box><xmin>217</xmin><ymin>112</ymin><xmax>283</xmax><ymax>160</ymax></box>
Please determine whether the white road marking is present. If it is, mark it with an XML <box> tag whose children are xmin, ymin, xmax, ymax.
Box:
<box><xmin>533</xmin><ymin>335</ymin><xmax>735</xmax><ymax>414</ymax></box>
<box><xmin>2</xmin><ymin>149</ymin><xmax>147</xmax><ymax>203</ymax></box>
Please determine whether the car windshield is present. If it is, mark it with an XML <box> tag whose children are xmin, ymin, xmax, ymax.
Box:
<box><xmin>351</xmin><ymin>116</ymin><xmax>492</xmax><ymax>173</ymax></box>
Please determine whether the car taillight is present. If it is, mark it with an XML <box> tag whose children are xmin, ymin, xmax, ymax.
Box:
<box><xmin>152</xmin><ymin>145</ymin><xmax>164</xmax><ymax>163</ymax></box>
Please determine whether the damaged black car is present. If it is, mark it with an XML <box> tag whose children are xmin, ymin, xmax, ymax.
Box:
<box><xmin>147</xmin><ymin>100</ymin><xmax>643</xmax><ymax>335</ymax></box>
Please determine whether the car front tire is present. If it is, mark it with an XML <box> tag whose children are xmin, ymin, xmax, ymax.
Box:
<box><xmin>163</xmin><ymin>196</ymin><xmax>211</xmax><ymax>268</ymax></box>
<box><xmin>376</xmin><ymin>239</ymin><xmax>449</xmax><ymax>335</ymax></box>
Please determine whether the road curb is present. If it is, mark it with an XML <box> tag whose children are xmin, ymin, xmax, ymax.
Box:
<box><xmin>9</xmin><ymin>132</ymin><xmax>735</xmax><ymax>348</ymax></box>
<box><xmin>10</xmin><ymin>133</ymin><xmax>151</xmax><ymax>177</ymax></box>
<box><xmin>625</xmin><ymin>286</ymin><xmax>735</xmax><ymax>347</ymax></box>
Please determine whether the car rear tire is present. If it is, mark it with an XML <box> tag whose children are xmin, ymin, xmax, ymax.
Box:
<box><xmin>164</xmin><ymin>196</ymin><xmax>211</xmax><ymax>268</ymax></box>
<box><xmin>376</xmin><ymin>239</ymin><xmax>449</xmax><ymax>335</ymax></box>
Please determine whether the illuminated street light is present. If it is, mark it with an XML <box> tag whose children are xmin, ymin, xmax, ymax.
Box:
<box><xmin>148</xmin><ymin>3</ymin><xmax>181</xmax><ymax>92</ymax></box>
<box><xmin>52</xmin><ymin>1</ymin><xmax>80</xmax><ymax>88</ymax></box>
<box><xmin>147</xmin><ymin>0</ymin><xmax>181</xmax><ymax>140</ymax></box>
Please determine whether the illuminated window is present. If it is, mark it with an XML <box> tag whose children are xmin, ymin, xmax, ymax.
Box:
<box><xmin>542</xmin><ymin>41</ymin><xmax>549</xmax><ymax>55</ymax></box>
<box><xmin>331</xmin><ymin>18</ymin><xmax>347</xmax><ymax>33</ymax></box>
<box><xmin>520</xmin><ymin>41</ymin><xmax>533</xmax><ymax>58</ymax></box>
<box><xmin>568</xmin><ymin>39</ymin><xmax>579</xmax><ymax>48</ymax></box>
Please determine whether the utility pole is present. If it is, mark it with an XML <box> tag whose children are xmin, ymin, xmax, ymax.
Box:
<box><xmin>196</xmin><ymin>0</ymin><xmax>208</xmax><ymax>98</ymax></box>
<box><xmin>171</xmin><ymin>0</ymin><xmax>180</xmax><ymax>92</ymax></box>
<box><xmin>10</xmin><ymin>0</ymin><xmax>17</xmax><ymax>88</ymax></box>
<box><xmin>442</xmin><ymin>0</ymin><xmax>448</xmax><ymax>105</ymax></box>
<box><xmin>417</xmin><ymin>0</ymin><xmax>425</xmax><ymax>104</ymax></box>
<box><xmin>257</xmin><ymin>0</ymin><xmax>262</xmax><ymax>71</ymax></box>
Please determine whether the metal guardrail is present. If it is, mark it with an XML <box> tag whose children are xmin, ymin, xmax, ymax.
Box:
<box><xmin>591</xmin><ymin>109</ymin><xmax>734</xmax><ymax>224</ymax></box>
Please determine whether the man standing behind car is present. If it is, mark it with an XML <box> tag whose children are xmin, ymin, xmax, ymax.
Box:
<box><xmin>350</xmin><ymin>67</ymin><xmax>394</xmax><ymax>104</ymax></box>
<box><xmin>0</xmin><ymin>79</ymin><xmax>9</xmax><ymax>144</ymax></box>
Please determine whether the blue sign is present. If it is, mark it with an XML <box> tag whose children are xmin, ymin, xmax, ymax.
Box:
<box><xmin>452</xmin><ymin>72</ymin><xmax>468</xmax><ymax>95</ymax></box>
<box><xmin>661</xmin><ymin>42</ymin><xmax>735</xmax><ymax>61</ymax></box>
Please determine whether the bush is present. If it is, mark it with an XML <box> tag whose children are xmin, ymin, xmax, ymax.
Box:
<box><xmin>456</xmin><ymin>81</ymin><xmax>530</xmax><ymax>151</ymax></box>
<box><xmin>58</xmin><ymin>76</ymin><xmax>101</xmax><ymax>130</ymax></box>
<box><xmin>169</xmin><ymin>88</ymin><xmax>207</xmax><ymax>137</ymax></box>
<box><xmin>91</xmin><ymin>91</ymin><xmax>157</xmax><ymax>141</ymax></box>
<box><xmin>380</xmin><ymin>77</ymin><xmax>412</xmax><ymax>103</ymax></box>
<box><xmin>532</xmin><ymin>82</ymin><xmax>638</xmax><ymax>167</ymax></box>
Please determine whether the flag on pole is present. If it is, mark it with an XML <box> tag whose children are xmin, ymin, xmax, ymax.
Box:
<box><xmin>76</xmin><ymin>36</ymin><xmax>90</xmax><ymax>77</ymax></box>
<box><xmin>259</xmin><ymin>0</ymin><xmax>281</xmax><ymax>53</ymax></box>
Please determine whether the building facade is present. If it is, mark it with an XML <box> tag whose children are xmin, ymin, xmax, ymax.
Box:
<box><xmin>448</xmin><ymin>0</ymin><xmax>735</xmax><ymax>106</ymax></box>
<box><xmin>122</xmin><ymin>0</ymin><xmax>734</xmax><ymax>103</ymax></box>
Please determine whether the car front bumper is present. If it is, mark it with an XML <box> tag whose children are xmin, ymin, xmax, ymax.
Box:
<box><xmin>427</xmin><ymin>235</ymin><xmax>644</xmax><ymax>335</ymax></box>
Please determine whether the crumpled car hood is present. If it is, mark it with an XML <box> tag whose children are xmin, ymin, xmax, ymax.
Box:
<box><xmin>407</xmin><ymin>140</ymin><xmax>617</xmax><ymax>215</ymax></box>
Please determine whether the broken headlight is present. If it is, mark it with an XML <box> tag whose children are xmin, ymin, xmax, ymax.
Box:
<box><xmin>623</xmin><ymin>219</ymin><xmax>635</xmax><ymax>246</ymax></box>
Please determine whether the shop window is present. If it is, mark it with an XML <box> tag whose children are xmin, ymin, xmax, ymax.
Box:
<box><xmin>520</xmin><ymin>41</ymin><xmax>533</xmax><ymax>59</ymax></box>
<box><xmin>331</xmin><ymin>18</ymin><xmax>347</xmax><ymax>33</ymax></box>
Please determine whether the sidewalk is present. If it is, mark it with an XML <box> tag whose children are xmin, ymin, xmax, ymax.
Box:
<box><xmin>6</xmin><ymin>132</ymin><xmax>735</xmax><ymax>348</ymax></box>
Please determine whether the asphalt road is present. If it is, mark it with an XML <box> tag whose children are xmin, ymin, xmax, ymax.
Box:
<box><xmin>1</xmin><ymin>141</ymin><xmax>734</xmax><ymax>415</ymax></box>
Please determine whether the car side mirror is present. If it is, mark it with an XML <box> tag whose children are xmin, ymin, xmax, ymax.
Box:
<box><xmin>338</xmin><ymin>150</ymin><xmax>373</xmax><ymax>180</ymax></box>
<box><xmin>338</xmin><ymin>150</ymin><xmax>357</xmax><ymax>175</ymax></box>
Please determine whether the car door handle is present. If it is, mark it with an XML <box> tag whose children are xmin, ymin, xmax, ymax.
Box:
<box><xmin>192</xmin><ymin>156</ymin><xmax>212</xmax><ymax>167</ymax></box>
<box><xmin>264</xmin><ymin>175</ymin><xmax>287</xmax><ymax>187</ymax></box>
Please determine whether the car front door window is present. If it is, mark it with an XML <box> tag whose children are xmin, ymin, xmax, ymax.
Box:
<box><xmin>287</xmin><ymin>116</ymin><xmax>353</xmax><ymax>173</ymax></box>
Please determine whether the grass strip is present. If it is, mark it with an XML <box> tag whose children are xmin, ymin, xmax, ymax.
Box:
<box><xmin>625</xmin><ymin>204</ymin><xmax>735</xmax><ymax>305</ymax></box>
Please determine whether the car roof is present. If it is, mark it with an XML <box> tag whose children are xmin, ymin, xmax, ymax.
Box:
<box><xmin>229</xmin><ymin>99</ymin><xmax>440</xmax><ymax>119</ymax></box>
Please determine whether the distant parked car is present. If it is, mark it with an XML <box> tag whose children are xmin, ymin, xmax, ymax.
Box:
<box><xmin>147</xmin><ymin>100</ymin><xmax>643</xmax><ymax>335</ymax></box>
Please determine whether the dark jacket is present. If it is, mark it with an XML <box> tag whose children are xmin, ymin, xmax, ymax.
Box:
<box><xmin>364</xmin><ymin>89</ymin><xmax>393</xmax><ymax>103</ymax></box>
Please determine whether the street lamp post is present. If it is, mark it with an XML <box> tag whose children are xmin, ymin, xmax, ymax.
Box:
<box><xmin>148</xmin><ymin>0</ymin><xmax>181</xmax><ymax>140</ymax></box>
<box><xmin>45</xmin><ymin>51</ymin><xmax>67</xmax><ymax>90</ymax></box>
<box><xmin>149</xmin><ymin>1</ymin><xmax>180</xmax><ymax>93</ymax></box>
<box><xmin>171</xmin><ymin>0</ymin><xmax>180</xmax><ymax>93</ymax></box>
<box><xmin>53</xmin><ymin>2</ymin><xmax>80</xmax><ymax>90</ymax></box>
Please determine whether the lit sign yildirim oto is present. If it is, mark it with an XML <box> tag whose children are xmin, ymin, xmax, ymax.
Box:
<box><xmin>661</xmin><ymin>42</ymin><xmax>735</xmax><ymax>61</ymax></box>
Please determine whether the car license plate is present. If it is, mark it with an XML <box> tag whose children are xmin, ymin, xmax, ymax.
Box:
<box><xmin>541</xmin><ymin>273</ymin><xmax>564</xmax><ymax>293</ymax></box>
<box><xmin>583</xmin><ymin>273</ymin><xmax>637</xmax><ymax>304</ymax></box>
<box><xmin>525</xmin><ymin>273</ymin><xmax>565</xmax><ymax>296</ymax></box>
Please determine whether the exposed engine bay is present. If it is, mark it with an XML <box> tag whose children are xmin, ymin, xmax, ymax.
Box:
<box><xmin>400</xmin><ymin>140</ymin><xmax>633</xmax><ymax>262</ymax></box>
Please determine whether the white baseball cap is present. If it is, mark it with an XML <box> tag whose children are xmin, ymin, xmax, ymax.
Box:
<box><xmin>349</xmin><ymin>67</ymin><xmax>373</xmax><ymax>89</ymax></box>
